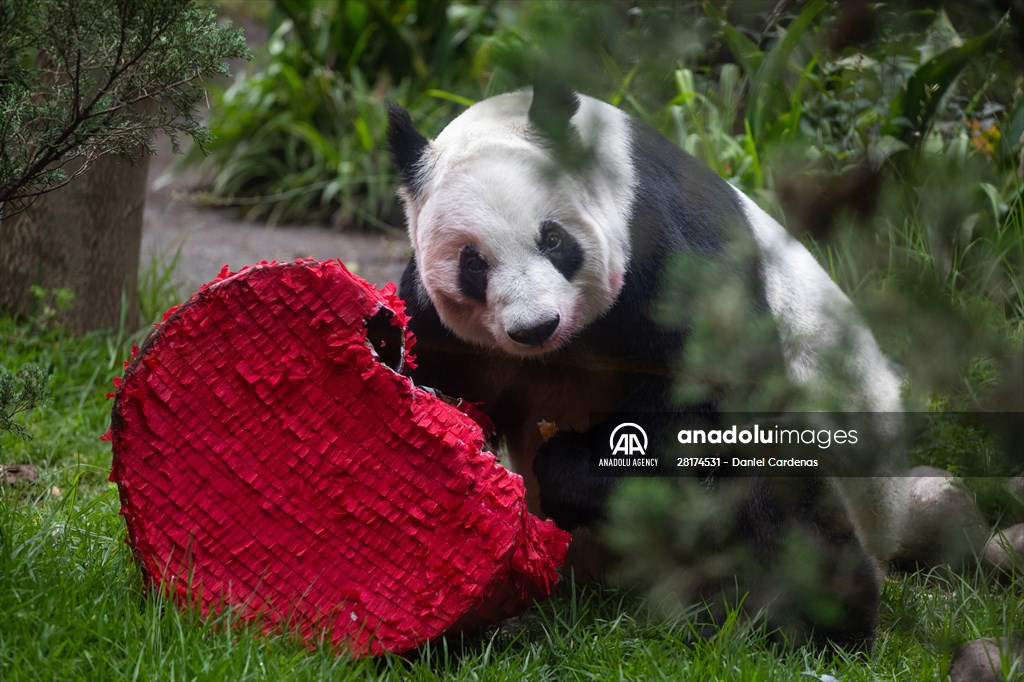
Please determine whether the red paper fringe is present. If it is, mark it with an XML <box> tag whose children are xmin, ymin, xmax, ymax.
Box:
<box><xmin>108</xmin><ymin>259</ymin><xmax>569</xmax><ymax>656</ymax></box>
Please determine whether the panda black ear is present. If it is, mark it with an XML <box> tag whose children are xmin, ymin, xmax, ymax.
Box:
<box><xmin>387</xmin><ymin>103</ymin><xmax>429</xmax><ymax>193</ymax></box>
<box><xmin>528</xmin><ymin>76</ymin><xmax>580</xmax><ymax>147</ymax></box>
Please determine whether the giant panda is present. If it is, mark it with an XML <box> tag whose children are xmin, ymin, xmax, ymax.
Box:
<box><xmin>387</xmin><ymin>85</ymin><xmax>907</xmax><ymax>651</ymax></box>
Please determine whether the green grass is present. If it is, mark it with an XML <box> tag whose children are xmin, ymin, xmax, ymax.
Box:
<box><xmin>1</xmin><ymin>278</ymin><xmax>1022</xmax><ymax>681</ymax></box>
<box><xmin>1</xmin><ymin>464</ymin><xmax>1022</xmax><ymax>681</ymax></box>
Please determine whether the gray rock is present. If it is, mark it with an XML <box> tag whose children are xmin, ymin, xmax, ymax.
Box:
<box><xmin>1</xmin><ymin>463</ymin><xmax>38</xmax><ymax>486</ymax></box>
<box><xmin>983</xmin><ymin>523</ymin><xmax>1024</xmax><ymax>576</ymax></box>
<box><xmin>949</xmin><ymin>637</ymin><xmax>1024</xmax><ymax>682</ymax></box>
<box><xmin>1008</xmin><ymin>476</ymin><xmax>1024</xmax><ymax>501</ymax></box>
<box><xmin>896</xmin><ymin>466</ymin><xmax>988</xmax><ymax>571</ymax></box>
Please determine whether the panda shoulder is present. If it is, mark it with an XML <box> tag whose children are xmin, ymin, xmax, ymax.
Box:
<box><xmin>730</xmin><ymin>185</ymin><xmax>902</xmax><ymax>411</ymax></box>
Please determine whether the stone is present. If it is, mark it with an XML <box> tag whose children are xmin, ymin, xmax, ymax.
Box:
<box><xmin>895</xmin><ymin>466</ymin><xmax>988</xmax><ymax>571</ymax></box>
<box><xmin>948</xmin><ymin>637</ymin><xmax>1024</xmax><ymax>682</ymax></box>
<box><xmin>983</xmin><ymin>523</ymin><xmax>1024</xmax><ymax>576</ymax></box>
<box><xmin>1</xmin><ymin>463</ymin><xmax>38</xmax><ymax>486</ymax></box>
<box><xmin>1008</xmin><ymin>476</ymin><xmax>1024</xmax><ymax>501</ymax></box>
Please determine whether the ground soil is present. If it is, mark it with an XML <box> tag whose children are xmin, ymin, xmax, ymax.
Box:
<box><xmin>141</xmin><ymin>135</ymin><xmax>411</xmax><ymax>297</ymax></box>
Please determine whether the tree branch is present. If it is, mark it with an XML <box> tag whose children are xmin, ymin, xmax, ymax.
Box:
<box><xmin>0</xmin><ymin>3</ymin><xmax>189</xmax><ymax>205</ymax></box>
<box><xmin>0</xmin><ymin>0</ymin><xmax>246</xmax><ymax>210</ymax></box>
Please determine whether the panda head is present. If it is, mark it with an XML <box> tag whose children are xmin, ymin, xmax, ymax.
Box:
<box><xmin>387</xmin><ymin>87</ymin><xmax>636</xmax><ymax>356</ymax></box>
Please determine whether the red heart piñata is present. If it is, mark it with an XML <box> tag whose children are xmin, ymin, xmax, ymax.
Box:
<box><xmin>107</xmin><ymin>259</ymin><xmax>570</xmax><ymax>656</ymax></box>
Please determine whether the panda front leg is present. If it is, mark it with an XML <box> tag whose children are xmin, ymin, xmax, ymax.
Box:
<box><xmin>531</xmin><ymin>427</ymin><xmax>620</xmax><ymax>531</ymax></box>
<box><xmin>531</xmin><ymin>378</ymin><xmax>687</xmax><ymax>530</ymax></box>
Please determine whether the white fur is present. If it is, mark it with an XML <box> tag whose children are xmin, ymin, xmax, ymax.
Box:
<box><xmin>401</xmin><ymin>91</ymin><xmax>636</xmax><ymax>355</ymax></box>
<box><xmin>732</xmin><ymin>186</ymin><xmax>907</xmax><ymax>561</ymax></box>
<box><xmin>731</xmin><ymin>187</ymin><xmax>900</xmax><ymax>412</ymax></box>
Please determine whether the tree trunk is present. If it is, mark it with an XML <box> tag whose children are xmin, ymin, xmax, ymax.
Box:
<box><xmin>0</xmin><ymin>151</ymin><xmax>149</xmax><ymax>334</ymax></box>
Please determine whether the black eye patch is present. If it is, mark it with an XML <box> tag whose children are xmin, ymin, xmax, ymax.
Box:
<box><xmin>458</xmin><ymin>245</ymin><xmax>488</xmax><ymax>302</ymax></box>
<box><xmin>537</xmin><ymin>220</ymin><xmax>583</xmax><ymax>281</ymax></box>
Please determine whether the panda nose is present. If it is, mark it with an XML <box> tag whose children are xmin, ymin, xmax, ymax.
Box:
<box><xmin>507</xmin><ymin>316</ymin><xmax>560</xmax><ymax>346</ymax></box>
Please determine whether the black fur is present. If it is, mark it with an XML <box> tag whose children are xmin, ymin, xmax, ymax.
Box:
<box><xmin>528</xmin><ymin>78</ymin><xmax>580</xmax><ymax>148</ymax></box>
<box><xmin>391</xmin><ymin>95</ymin><xmax>881</xmax><ymax>652</ymax></box>
<box><xmin>457</xmin><ymin>245</ymin><xmax>488</xmax><ymax>302</ymax></box>
<box><xmin>538</xmin><ymin>220</ymin><xmax>584</xmax><ymax>281</ymax></box>
<box><xmin>386</xmin><ymin>103</ymin><xmax>429</xmax><ymax>195</ymax></box>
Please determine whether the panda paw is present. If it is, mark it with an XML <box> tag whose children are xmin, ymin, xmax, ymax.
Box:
<box><xmin>533</xmin><ymin>429</ymin><xmax>615</xmax><ymax>531</ymax></box>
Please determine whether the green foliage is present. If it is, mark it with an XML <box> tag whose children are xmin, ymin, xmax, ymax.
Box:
<box><xmin>0</xmin><ymin>325</ymin><xmax>111</xmax><ymax>470</ymax></box>
<box><xmin>26</xmin><ymin>286</ymin><xmax>75</xmax><ymax>334</ymax></box>
<box><xmin>650</xmin><ymin>4</ymin><xmax>1023</xmax><ymax>481</ymax></box>
<box><xmin>665</xmin><ymin>64</ymin><xmax>762</xmax><ymax>188</ymax></box>
<box><xmin>0</xmin><ymin>365</ymin><xmax>50</xmax><ymax>445</ymax></box>
<box><xmin>3</xmin><ymin>4</ymin><xmax>1023</xmax><ymax>676</ymax></box>
<box><xmin>673</xmin><ymin>7</ymin><xmax>1020</xmax><ymax>192</ymax></box>
<box><xmin>0</xmin><ymin>0</ymin><xmax>249</xmax><ymax>219</ymax></box>
<box><xmin>0</xmin><ymin>256</ymin><xmax>189</xmax><ymax>473</ymax></box>
<box><xmin>137</xmin><ymin>246</ymin><xmax>186</xmax><ymax>328</ymax></box>
<box><xmin>187</xmin><ymin>0</ymin><xmax>498</xmax><ymax>228</ymax></box>
<box><xmin>740</xmin><ymin>0</ymin><xmax>826</xmax><ymax>141</ymax></box>
<box><xmin>2</xmin><ymin>456</ymin><xmax>1023</xmax><ymax>680</ymax></box>
<box><xmin>885</xmin><ymin>21</ymin><xmax>1003</xmax><ymax>144</ymax></box>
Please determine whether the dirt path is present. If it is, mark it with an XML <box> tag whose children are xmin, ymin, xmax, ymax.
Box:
<box><xmin>141</xmin><ymin>135</ymin><xmax>411</xmax><ymax>297</ymax></box>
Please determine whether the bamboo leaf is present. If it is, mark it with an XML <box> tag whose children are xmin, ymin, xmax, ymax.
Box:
<box><xmin>427</xmin><ymin>88</ymin><xmax>476</xmax><ymax>108</ymax></box>
<box><xmin>998</xmin><ymin>96</ymin><xmax>1024</xmax><ymax>160</ymax></box>
<box><xmin>703</xmin><ymin>2</ymin><xmax>764</xmax><ymax>78</ymax></box>
<box><xmin>886</xmin><ymin>23</ymin><xmax>1002</xmax><ymax>144</ymax></box>
<box><xmin>746</xmin><ymin>0</ymin><xmax>825</xmax><ymax>139</ymax></box>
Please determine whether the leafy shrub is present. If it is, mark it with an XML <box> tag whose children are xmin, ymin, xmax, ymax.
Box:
<box><xmin>0</xmin><ymin>0</ymin><xmax>248</xmax><ymax>219</ymax></box>
<box><xmin>0</xmin><ymin>365</ymin><xmax>50</xmax><ymax>445</ymax></box>
<box><xmin>186</xmin><ymin>0</ymin><xmax>499</xmax><ymax>228</ymax></box>
<box><xmin>478</xmin><ymin>3</ymin><xmax>1022</xmax><ymax>484</ymax></box>
<box><xmin>719</xmin><ymin>8</ymin><xmax>1021</xmax><ymax>475</ymax></box>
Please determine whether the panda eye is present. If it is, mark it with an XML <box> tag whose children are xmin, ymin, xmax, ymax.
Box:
<box><xmin>458</xmin><ymin>245</ymin><xmax>488</xmax><ymax>302</ymax></box>
<box><xmin>463</xmin><ymin>253</ymin><xmax>486</xmax><ymax>273</ymax></box>
<box><xmin>538</xmin><ymin>220</ymin><xmax>584</xmax><ymax>281</ymax></box>
<box><xmin>539</xmin><ymin>221</ymin><xmax>564</xmax><ymax>251</ymax></box>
